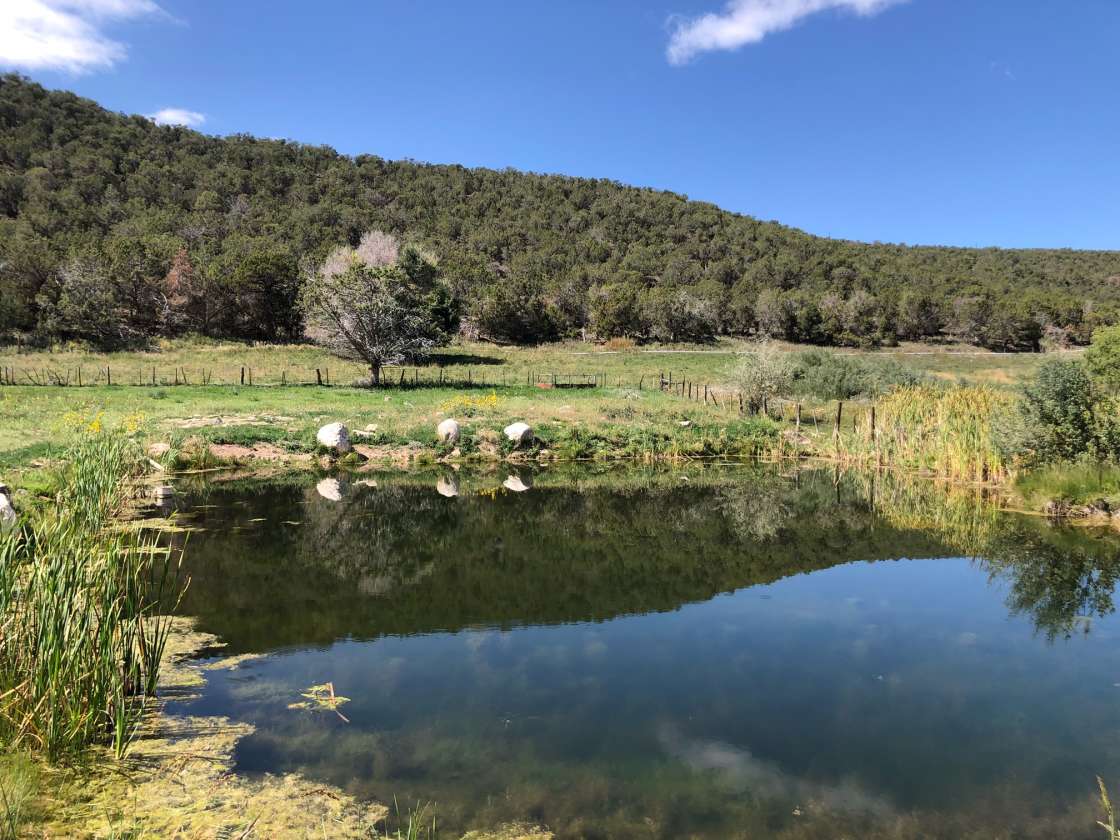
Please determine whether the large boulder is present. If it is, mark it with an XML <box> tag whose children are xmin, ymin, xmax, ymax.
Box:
<box><xmin>436</xmin><ymin>418</ymin><xmax>460</xmax><ymax>444</ymax></box>
<box><xmin>503</xmin><ymin>422</ymin><xmax>533</xmax><ymax>447</ymax></box>
<box><xmin>316</xmin><ymin>422</ymin><xmax>351</xmax><ymax>454</ymax></box>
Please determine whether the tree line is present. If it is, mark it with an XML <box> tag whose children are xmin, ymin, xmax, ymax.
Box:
<box><xmin>3</xmin><ymin>74</ymin><xmax>1120</xmax><ymax>351</ymax></box>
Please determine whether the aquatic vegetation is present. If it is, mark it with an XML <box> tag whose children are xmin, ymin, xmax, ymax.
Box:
<box><xmin>0</xmin><ymin>431</ymin><xmax>179</xmax><ymax>759</ymax></box>
<box><xmin>1100</xmin><ymin>777</ymin><xmax>1120</xmax><ymax>839</ymax></box>
<box><xmin>288</xmin><ymin>682</ymin><xmax>351</xmax><ymax>722</ymax></box>
<box><xmin>850</xmin><ymin>385</ymin><xmax>1011</xmax><ymax>481</ymax></box>
<box><xmin>0</xmin><ymin>753</ymin><xmax>38</xmax><ymax>840</ymax></box>
<box><xmin>375</xmin><ymin>799</ymin><xmax>438</xmax><ymax>840</ymax></box>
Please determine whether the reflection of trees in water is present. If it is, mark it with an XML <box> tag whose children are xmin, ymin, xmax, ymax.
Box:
<box><xmin>981</xmin><ymin>527</ymin><xmax>1120</xmax><ymax>641</ymax></box>
<box><xmin>719</xmin><ymin>481</ymin><xmax>794</xmax><ymax>541</ymax></box>
<box><xmin>175</xmin><ymin>468</ymin><xmax>1120</xmax><ymax>653</ymax></box>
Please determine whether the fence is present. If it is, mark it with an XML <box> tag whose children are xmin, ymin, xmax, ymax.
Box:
<box><xmin>0</xmin><ymin>362</ymin><xmax>882</xmax><ymax>438</ymax></box>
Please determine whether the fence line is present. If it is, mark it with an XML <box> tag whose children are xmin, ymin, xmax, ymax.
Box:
<box><xmin>0</xmin><ymin>363</ymin><xmax>883</xmax><ymax>438</ymax></box>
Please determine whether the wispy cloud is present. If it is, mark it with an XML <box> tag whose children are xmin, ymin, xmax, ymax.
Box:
<box><xmin>667</xmin><ymin>0</ymin><xmax>908</xmax><ymax>65</ymax></box>
<box><xmin>989</xmin><ymin>60</ymin><xmax>1016</xmax><ymax>81</ymax></box>
<box><xmin>0</xmin><ymin>0</ymin><xmax>163</xmax><ymax>74</ymax></box>
<box><xmin>148</xmin><ymin>107</ymin><xmax>205</xmax><ymax>127</ymax></box>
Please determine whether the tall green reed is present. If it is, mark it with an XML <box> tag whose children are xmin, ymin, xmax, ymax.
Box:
<box><xmin>0</xmin><ymin>431</ymin><xmax>180</xmax><ymax>760</ymax></box>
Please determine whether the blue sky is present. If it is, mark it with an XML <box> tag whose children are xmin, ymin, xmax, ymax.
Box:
<box><xmin>3</xmin><ymin>0</ymin><xmax>1118</xmax><ymax>250</ymax></box>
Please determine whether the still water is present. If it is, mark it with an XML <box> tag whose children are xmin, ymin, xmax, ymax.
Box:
<box><xmin>169</xmin><ymin>466</ymin><xmax>1120</xmax><ymax>838</ymax></box>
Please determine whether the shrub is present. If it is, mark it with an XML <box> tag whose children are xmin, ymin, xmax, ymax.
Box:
<box><xmin>1085</xmin><ymin>325</ymin><xmax>1120</xmax><ymax>393</ymax></box>
<box><xmin>732</xmin><ymin>341</ymin><xmax>794</xmax><ymax>412</ymax></box>
<box><xmin>791</xmin><ymin>350</ymin><xmax>924</xmax><ymax>401</ymax></box>
<box><xmin>998</xmin><ymin>359</ymin><xmax>1120</xmax><ymax>467</ymax></box>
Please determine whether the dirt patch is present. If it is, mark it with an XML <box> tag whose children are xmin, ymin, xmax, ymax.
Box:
<box><xmin>209</xmin><ymin>442</ymin><xmax>313</xmax><ymax>463</ymax></box>
<box><xmin>353</xmin><ymin>443</ymin><xmax>421</xmax><ymax>468</ymax></box>
<box><xmin>166</xmin><ymin>414</ymin><xmax>294</xmax><ymax>429</ymax></box>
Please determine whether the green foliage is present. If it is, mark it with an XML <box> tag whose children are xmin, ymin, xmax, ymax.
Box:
<box><xmin>1013</xmin><ymin>462</ymin><xmax>1120</xmax><ymax>511</ymax></box>
<box><xmin>472</xmin><ymin>275</ymin><xmax>558</xmax><ymax>345</ymax></box>
<box><xmin>790</xmin><ymin>349</ymin><xmax>924</xmax><ymax>400</ymax></box>
<box><xmin>2</xmin><ymin>75</ymin><xmax>1120</xmax><ymax>349</ymax></box>
<box><xmin>0</xmin><ymin>753</ymin><xmax>38</xmax><ymax>840</ymax></box>
<box><xmin>0</xmin><ymin>432</ymin><xmax>178</xmax><ymax>759</ymax></box>
<box><xmin>999</xmin><ymin>359</ymin><xmax>1120</xmax><ymax>466</ymax></box>
<box><xmin>1085</xmin><ymin>325</ymin><xmax>1120</xmax><ymax>392</ymax></box>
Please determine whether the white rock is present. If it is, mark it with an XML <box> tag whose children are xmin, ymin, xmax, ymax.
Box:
<box><xmin>437</xmin><ymin>418</ymin><xmax>460</xmax><ymax>444</ymax></box>
<box><xmin>503</xmin><ymin>474</ymin><xmax>532</xmax><ymax>493</ymax></box>
<box><xmin>504</xmin><ymin>422</ymin><xmax>533</xmax><ymax>446</ymax></box>
<box><xmin>0</xmin><ymin>485</ymin><xmax>15</xmax><ymax>529</ymax></box>
<box><xmin>316</xmin><ymin>478</ymin><xmax>344</xmax><ymax>501</ymax></box>
<box><xmin>316</xmin><ymin>422</ymin><xmax>351</xmax><ymax>454</ymax></box>
<box><xmin>436</xmin><ymin>475</ymin><xmax>460</xmax><ymax>498</ymax></box>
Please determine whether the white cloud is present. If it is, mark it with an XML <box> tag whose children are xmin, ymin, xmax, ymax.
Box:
<box><xmin>0</xmin><ymin>0</ymin><xmax>162</xmax><ymax>74</ymax></box>
<box><xmin>667</xmin><ymin>0</ymin><xmax>907</xmax><ymax>65</ymax></box>
<box><xmin>148</xmin><ymin>107</ymin><xmax>205</xmax><ymax>127</ymax></box>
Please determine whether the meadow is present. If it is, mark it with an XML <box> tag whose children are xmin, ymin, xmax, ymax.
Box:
<box><xmin>0</xmin><ymin>338</ymin><xmax>1063</xmax><ymax>487</ymax></box>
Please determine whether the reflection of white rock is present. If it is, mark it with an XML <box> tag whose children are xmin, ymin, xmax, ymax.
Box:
<box><xmin>316</xmin><ymin>422</ymin><xmax>351</xmax><ymax>454</ymax></box>
<box><xmin>316</xmin><ymin>477</ymin><xmax>345</xmax><ymax>501</ymax></box>
<box><xmin>152</xmin><ymin>484</ymin><xmax>174</xmax><ymax>506</ymax></box>
<box><xmin>503</xmin><ymin>422</ymin><xmax>533</xmax><ymax>446</ymax></box>
<box><xmin>436</xmin><ymin>475</ymin><xmax>460</xmax><ymax>498</ymax></box>
<box><xmin>355</xmin><ymin>479</ymin><xmax>378</xmax><ymax>488</ymax></box>
<box><xmin>436</xmin><ymin>418</ymin><xmax>460</xmax><ymax>444</ymax></box>
<box><xmin>503</xmin><ymin>474</ymin><xmax>532</xmax><ymax>493</ymax></box>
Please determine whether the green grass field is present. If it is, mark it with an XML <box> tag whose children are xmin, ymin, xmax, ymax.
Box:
<box><xmin>0</xmin><ymin>338</ymin><xmax>1068</xmax><ymax>473</ymax></box>
<box><xmin>0</xmin><ymin>337</ymin><xmax>1059</xmax><ymax>389</ymax></box>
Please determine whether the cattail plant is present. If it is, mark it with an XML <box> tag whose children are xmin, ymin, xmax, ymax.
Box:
<box><xmin>0</xmin><ymin>432</ymin><xmax>180</xmax><ymax>759</ymax></box>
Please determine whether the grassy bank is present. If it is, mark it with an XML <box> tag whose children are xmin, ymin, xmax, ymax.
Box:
<box><xmin>0</xmin><ymin>433</ymin><xmax>176</xmax><ymax>761</ymax></box>
<box><xmin>0</xmin><ymin>340</ymin><xmax>1096</xmax><ymax>516</ymax></box>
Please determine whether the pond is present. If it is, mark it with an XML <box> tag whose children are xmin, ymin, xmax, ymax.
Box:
<box><xmin>167</xmin><ymin>465</ymin><xmax>1120</xmax><ymax>839</ymax></box>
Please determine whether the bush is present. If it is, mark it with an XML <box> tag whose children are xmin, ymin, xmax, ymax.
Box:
<box><xmin>998</xmin><ymin>359</ymin><xmax>1120</xmax><ymax>467</ymax></box>
<box><xmin>790</xmin><ymin>350</ymin><xmax>924</xmax><ymax>401</ymax></box>
<box><xmin>732</xmin><ymin>341</ymin><xmax>794</xmax><ymax>412</ymax></box>
<box><xmin>1085</xmin><ymin>325</ymin><xmax>1120</xmax><ymax>392</ymax></box>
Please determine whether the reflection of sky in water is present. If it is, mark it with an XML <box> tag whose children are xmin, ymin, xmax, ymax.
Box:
<box><xmin>180</xmin><ymin>555</ymin><xmax>1120</xmax><ymax>838</ymax></box>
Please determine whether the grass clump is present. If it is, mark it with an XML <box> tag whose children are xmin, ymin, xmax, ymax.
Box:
<box><xmin>0</xmin><ymin>431</ymin><xmax>178</xmax><ymax>760</ymax></box>
<box><xmin>859</xmin><ymin>385</ymin><xmax>1010</xmax><ymax>482</ymax></box>
<box><xmin>1013</xmin><ymin>462</ymin><xmax>1120</xmax><ymax>511</ymax></box>
<box><xmin>0</xmin><ymin>753</ymin><xmax>39</xmax><ymax>840</ymax></box>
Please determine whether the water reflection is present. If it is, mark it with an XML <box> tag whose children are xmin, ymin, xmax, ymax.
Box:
<box><xmin>170</xmin><ymin>466</ymin><xmax>1120</xmax><ymax>839</ymax></box>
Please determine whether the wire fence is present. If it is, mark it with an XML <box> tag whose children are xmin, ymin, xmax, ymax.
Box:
<box><xmin>0</xmin><ymin>362</ymin><xmax>881</xmax><ymax>436</ymax></box>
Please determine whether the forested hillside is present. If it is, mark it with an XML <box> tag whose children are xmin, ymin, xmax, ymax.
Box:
<box><xmin>2</xmin><ymin>74</ymin><xmax>1119</xmax><ymax>350</ymax></box>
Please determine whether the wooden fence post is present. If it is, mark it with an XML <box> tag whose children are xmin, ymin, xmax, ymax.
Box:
<box><xmin>240</xmin><ymin>367</ymin><xmax>245</xmax><ymax>385</ymax></box>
